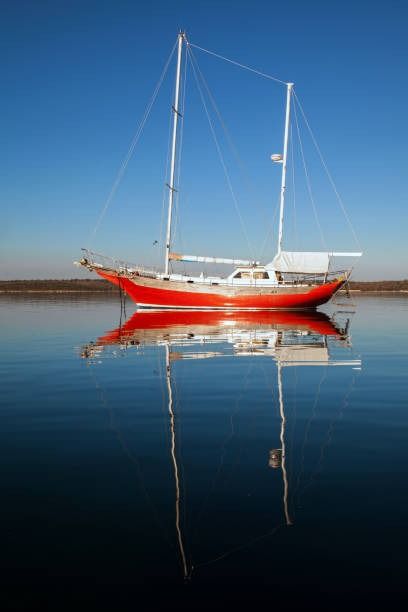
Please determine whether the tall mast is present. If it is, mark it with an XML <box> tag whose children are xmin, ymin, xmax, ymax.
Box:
<box><xmin>277</xmin><ymin>82</ymin><xmax>293</xmax><ymax>255</ymax></box>
<box><xmin>164</xmin><ymin>32</ymin><xmax>184</xmax><ymax>276</ymax></box>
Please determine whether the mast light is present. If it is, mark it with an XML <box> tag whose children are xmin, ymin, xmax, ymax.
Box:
<box><xmin>271</xmin><ymin>154</ymin><xmax>283</xmax><ymax>163</ymax></box>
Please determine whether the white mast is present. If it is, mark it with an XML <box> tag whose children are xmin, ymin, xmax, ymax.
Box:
<box><xmin>164</xmin><ymin>32</ymin><xmax>184</xmax><ymax>276</ymax></box>
<box><xmin>277</xmin><ymin>82</ymin><xmax>293</xmax><ymax>255</ymax></box>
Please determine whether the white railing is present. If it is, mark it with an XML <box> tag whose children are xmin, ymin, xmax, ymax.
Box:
<box><xmin>80</xmin><ymin>249</ymin><xmax>159</xmax><ymax>278</ymax></box>
<box><xmin>80</xmin><ymin>249</ymin><xmax>349</xmax><ymax>287</ymax></box>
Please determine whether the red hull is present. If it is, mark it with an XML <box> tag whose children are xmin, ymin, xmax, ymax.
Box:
<box><xmin>97</xmin><ymin>271</ymin><xmax>344</xmax><ymax>310</ymax></box>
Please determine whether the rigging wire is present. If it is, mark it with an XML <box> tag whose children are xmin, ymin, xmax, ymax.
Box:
<box><xmin>159</xmin><ymin>104</ymin><xmax>174</xmax><ymax>266</ymax></box>
<box><xmin>187</xmin><ymin>45</ymin><xmax>255</xmax><ymax>261</ymax></box>
<box><xmin>157</xmin><ymin>343</ymin><xmax>190</xmax><ymax>551</ymax></box>
<box><xmin>191</xmin><ymin>361</ymin><xmax>256</xmax><ymax>538</ymax></box>
<box><xmin>171</xmin><ymin>47</ymin><xmax>189</xmax><ymax>267</ymax></box>
<box><xmin>193</xmin><ymin>524</ymin><xmax>284</xmax><ymax>573</ymax></box>
<box><xmin>169</xmin><ymin>349</ymin><xmax>189</xmax><ymax>550</ymax></box>
<box><xmin>293</xmin><ymin>91</ymin><xmax>362</xmax><ymax>251</ymax></box>
<box><xmin>165</xmin><ymin>345</ymin><xmax>189</xmax><ymax>578</ymax></box>
<box><xmin>292</xmin><ymin>93</ymin><xmax>327</xmax><ymax>250</ymax></box>
<box><xmin>292</xmin><ymin>366</ymin><xmax>328</xmax><ymax>502</ymax></box>
<box><xmin>257</xmin><ymin>193</ymin><xmax>280</xmax><ymax>261</ymax></box>
<box><xmin>87</xmin><ymin>40</ymin><xmax>178</xmax><ymax>247</ymax></box>
<box><xmin>188</xmin><ymin>41</ymin><xmax>288</xmax><ymax>86</ymax></box>
<box><xmin>188</xmin><ymin>45</ymin><xmax>277</xmax><ymax>262</ymax></box>
<box><xmin>296</xmin><ymin>370</ymin><xmax>358</xmax><ymax>501</ymax></box>
<box><xmin>85</xmin><ymin>363</ymin><xmax>174</xmax><ymax>550</ymax></box>
<box><xmin>290</xmin><ymin>123</ymin><xmax>300</xmax><ymax>249</ymax></box>
<box><xmin>288</xmin><ymin>364</ymin><xmax>299</xmax><ymax>522</ymax></box>
<box><xmin>118</xmin><ymin>276</ymin><xmax>127</xmax><ymax>326</ymax></box>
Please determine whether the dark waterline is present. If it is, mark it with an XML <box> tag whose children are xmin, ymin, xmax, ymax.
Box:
<box><xmin>1</xmin><ymin>295</ymin><xmax>407</xmax><ymax>608</ymax></box>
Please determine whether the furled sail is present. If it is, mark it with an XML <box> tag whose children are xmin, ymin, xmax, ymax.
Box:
<box><xmin>169</xmin><ymin>253</ymin><xmax>260</xmax><ymax>266</ymax></box>
<box><xmin>276</xmin><ymin>346</ymin><xmax>329</xmax><ymax>364</ymax></box>
<box><xmin>271</xmin><ymin>251</ymin><xmax>330</xmax><ymax>273</ymax></box>
<box><xmin>269</xmin><ymin>251</ymin><xmax>362</xmax><ymax>274</ymax></box>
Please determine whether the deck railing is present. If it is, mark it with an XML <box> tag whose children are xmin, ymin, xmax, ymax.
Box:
<box><xmin>280</xmin><ymin>270</ymin><xmax>350</xmax><ymax>286</ymax></box>
<box><xmin>80</xmin><ymin>249</ymin><xmax>159</xmax><ymax>278</ymax></box>
<box><xmin>80</xmin><ymin>248</ymin><xmax>349</xmax><ymax>286</ymax></box>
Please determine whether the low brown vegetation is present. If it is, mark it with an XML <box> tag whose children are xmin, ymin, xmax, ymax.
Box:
<box><xmin>0</xmin><ymin>279</ymin><xmax>407</xmax><ymax>293</ymax></box>
<box><xmin>0</xmin><ymin>279</ymin><xmax>115</xmax><ymax>292</ymax></box>
<box><xmin>348</xmin><ymin>280</ymin><xmax>408</xmax><ymax>291</ymax></box>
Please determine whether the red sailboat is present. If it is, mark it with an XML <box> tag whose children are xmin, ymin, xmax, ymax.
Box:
<box><xmin>77</xmin><ymin>32</ymin><xmax>361</xmax><ymax>310</ymax></box>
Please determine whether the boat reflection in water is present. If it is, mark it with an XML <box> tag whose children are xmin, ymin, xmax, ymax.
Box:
<box><xmin>81</xmin><ymin>309</ymin><xmax>361</xmax><ymax>580</ymax></box>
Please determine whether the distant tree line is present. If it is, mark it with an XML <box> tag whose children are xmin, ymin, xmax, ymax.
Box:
<box><xmin>348</xmin><ymin>280</ymin><xmax>408</xmax><ymax>291</ymax></box>
<box><xmin>0</xmin><ymin>279</ymin><xmax>115</xmax><ymax>292</ymax></box>
<box><xmin>0</xmin><ymin>279</ymin><xmax>407</xmax><ymax>292</ymax></box>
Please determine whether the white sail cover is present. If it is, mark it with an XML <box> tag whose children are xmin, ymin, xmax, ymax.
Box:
<box><xmin>169</xmin><ymin>253</ymin><xmax>259</xmax><ymax>266</ymax></box>
<box><xmin>271</xmin><ymin>251</ymin><xmax>330</xmax><ymax>274</ymax></box>
<box><xmin>276</xmin><ymin>346</ymin><xmax>329</xmax><ymax>364</ymax></box>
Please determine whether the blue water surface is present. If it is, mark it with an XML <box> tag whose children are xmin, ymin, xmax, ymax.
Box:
<box><xmin>0</xmin><ymin>295</ymin><xmax>407</xmax><ymax>609</ymax></box>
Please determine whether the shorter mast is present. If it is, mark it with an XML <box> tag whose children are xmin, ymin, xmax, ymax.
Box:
<box><xmin>164</xmin><ymin>32</ymin><xmax>184</xmax><ymax>276</ymax></box>
<box><xmin>277</xmin><ymin>82</ymin><xmax>293</xmax><ymax>255</ymax></box>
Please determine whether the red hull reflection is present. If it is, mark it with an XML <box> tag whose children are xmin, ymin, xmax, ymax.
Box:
<box><xmin>96</xmin><ymin>309</ymin><xmax>343</xmax><ymax>347</ymax></box>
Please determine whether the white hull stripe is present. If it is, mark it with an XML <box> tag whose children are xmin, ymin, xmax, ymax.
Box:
<box><xmin>135</xmin><ymin>303</ymin><xmax>317</xmax><ymax>311</ymax></box>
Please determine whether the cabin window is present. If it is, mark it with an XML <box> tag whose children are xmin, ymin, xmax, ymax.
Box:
<box><xmin>234</xmin><ymin>272</ymin><xmax>242</xmax><ymax>279</ymax></box>
<box><xmin>254</xmin><ymin>271</ymin><xmax>269</xmax><ymax>279</ymax></box>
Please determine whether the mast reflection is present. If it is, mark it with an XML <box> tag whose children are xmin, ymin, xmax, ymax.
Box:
<box><xmin>81</xmin><ymin>309</ymin><xmax>361</xmax><ymax>579</ymax></box>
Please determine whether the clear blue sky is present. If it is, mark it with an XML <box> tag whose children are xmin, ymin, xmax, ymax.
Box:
<box><xmin>1</xmin><ymin>0</ymin><xmax>407</xmax><ymax>280</ymax></box>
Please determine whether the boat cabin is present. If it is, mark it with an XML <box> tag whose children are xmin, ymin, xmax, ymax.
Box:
<box><xmin>227</xmin><ymin>266</ymin><xmax>279</xmax><ymax>285</ymax></box>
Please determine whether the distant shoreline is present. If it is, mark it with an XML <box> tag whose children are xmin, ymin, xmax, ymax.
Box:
<box><xmin>1</xmin><ymin>279</ymin><xmax>407</xmax><ymax>294</ymax></box>
<box><xmin>0</xmin><ymin>280</ymin><xmax>116</xmax><ymax>293</ymax></box>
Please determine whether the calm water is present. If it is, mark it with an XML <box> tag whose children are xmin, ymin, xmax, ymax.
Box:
<box><xmin>1</xmin><ymin>295</ymin><xmax>407</xmax><ymax>608</ymax></box>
